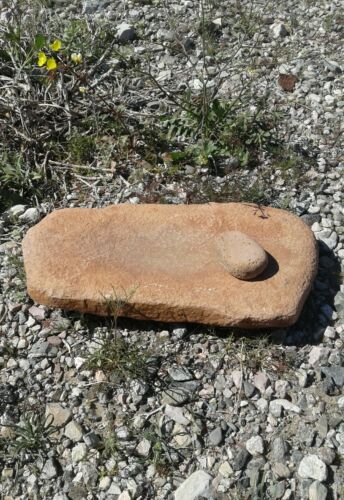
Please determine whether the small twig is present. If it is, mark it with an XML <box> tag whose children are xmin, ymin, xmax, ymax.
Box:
<box><xmin>49</xmin><ymin>160</ymin><xmax>114</xmax><ymax>173</ymax></box>
<box><xmin>142</xmin><ymin>405</ymin><xmax>165</xmax><ymax>421</ymax></box>
<box><xmin>61</xmin><ymin>338</ymin><xmax>72</xmax><ymax>354</ymax></box>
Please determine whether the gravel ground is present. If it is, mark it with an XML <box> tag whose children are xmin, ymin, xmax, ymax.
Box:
<box><xmin>0</xmin><ymin>0</ymin><xmax>344</xmax><ymax>499</ymax></box>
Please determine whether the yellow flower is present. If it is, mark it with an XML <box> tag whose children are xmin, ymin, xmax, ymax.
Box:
<box><xmin>78</xmin><ymin>86</ymin><xmax>87</xmax><ymax>93</ymax></box>
<box><xmin>50</xmin><ymin>39</ymin><xmax>62</xmax><ymax>52</ymax></box>
<box><xmin>37</xmin><ymin>51</ymin><xmax>47</xmax><ymax>67</ymax></box>
<box><xmin>71</xmin><ymin>52</ymin><xmax>83</xmax><ymax>64</ymax></box>
<box><xmin>46</xmin><ymin>57</ymin><xmax>57</xmax><ymax>71</ymax></box>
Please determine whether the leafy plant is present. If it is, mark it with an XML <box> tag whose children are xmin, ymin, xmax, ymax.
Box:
<box><xmin>161</xmin><ymin>92</ymin><xmax>278</xmax><ymax>168</ymax></box>
<box><xmin>0</xmin><ymin>412</ymin><xmax>57</xmax><ymax>460</ymax></box>
<box><xmin>101</xmin><ymin>429</ymin><xmax>121</xmax><ymax>460</ymax></box>
<box><xmin>0</xmin><ymin>1</ymin><xmax>137</xmax><ymax>207</ymax></box>
<box><xmin>86</xmin><ymin>334</ymin><xmax>150</xmax><ymax>382</ymax></box>
<box><xmin>68</xmin><ymin>134</ymin><xmax>97</xmax><ymax>164</ymax></box>
<box><xmin>0</xmin><ymin>151</ymin><xmax>45</xmax><ymax>209</ymax></box>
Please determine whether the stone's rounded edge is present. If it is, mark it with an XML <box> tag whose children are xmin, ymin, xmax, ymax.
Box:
<box><xmin>215</xmin><ymin>230</ymin><xmax>269</xmax><ymax>280</ymax></box>
<box><xmin>26</xmin><ymin>285</ymin><xmax>302</xmax><ymax>329</ymax></box>
<box><xmin>279</xmin><ymin>239</ymin><xmax>318</xmax><ymax>327</ymax></box>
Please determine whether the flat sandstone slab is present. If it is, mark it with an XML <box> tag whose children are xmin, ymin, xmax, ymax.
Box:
<box><xmin>22</xmin><ymin>203</ymin><xmax>318</xmax><ymax>328</ymax></box>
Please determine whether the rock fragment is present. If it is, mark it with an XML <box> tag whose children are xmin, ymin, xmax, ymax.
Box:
<box><xmin>174</xmin><ymin>470</ymin><xmax>212</xmax><ymax>500</ymax></box>
<box><xmin>298</xmin><ymin>455</ymin><xmax>327</xmax><ymax>482</ymax></box>
<box><xmin>45</xmin><ymin>403</ymin><xmax>71</xmax><ymax>427</ymax></box>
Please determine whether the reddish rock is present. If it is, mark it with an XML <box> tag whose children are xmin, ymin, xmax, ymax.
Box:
<box><xmin>28</xmin><ymin>305</ymin><xmax>46</xmax><ymax>321</ymax></box>
<box><xmin>22</xmin><ymin>203</ymin><xmax>318</xmax><ymax>328</ymax></box>
<box><xmin>278</xmin><ymin>74</ymin><xmax>298</xmax><ymax>92</ymax></box>
<box><xmin>47</xmin><ymin>335</ymin><xmax>62</xmax><ymax>347</ymax></box>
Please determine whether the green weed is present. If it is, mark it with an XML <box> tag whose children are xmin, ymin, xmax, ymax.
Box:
<box><xmin>6</xmin><ymin>254</ymin><xmax>26</xmax><ymax>284</ymax></box>
<box><xmin>0</xmin><ymin>412</ymin><xmax>57</xmax><ymax>461</ymax></box>
<box><xmin>162</xmin><ymin>96</ymin><xmax>278</xmax><ymax>168</ymax></box>
<box><xmin>68</xmin><ymin>135</ymin><xmax>97</xmax><ymax>164</ymax></box>
<box><xmin>86</xmin><ymin>335</ymin><xmax>150</xmax><ymax>382</ymax></box>
<box><xmin>0</xmin><ymin>151</ymin><xmax>45</xmax><ymax>210</ymax></box>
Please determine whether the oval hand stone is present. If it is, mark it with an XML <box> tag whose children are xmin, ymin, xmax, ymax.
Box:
<box><xmin>216</xmin><ymin>230</ymin><xmax>268</xmax><ymax>280</ymax></box>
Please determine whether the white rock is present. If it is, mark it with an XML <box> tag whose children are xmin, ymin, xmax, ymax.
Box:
<box><xmin>218</xmin><ymin>461</ymin><xmax>233</xmax><ymax>477</ymax></box>
<box><xmin>309</xmin><ymin>93</ymin><xmax>322</xmax><ymax>104</ymax></box>
<box><xmin>65</xmin><ymin>421</ymin><xmax>83</xmax><ymax>442</ymax></box>
<box><xmin>42</xmin><ymin>458</ymin><xmax>58</xmax><ymax>479</ymax></box>
<box><xmin>174</xmin><ymin>431</ymin><xmax>192</xmax><ymax>448</ymax></box>
<box><xmin>324</xmin><ymin>95</ymin><xmax>335</xmax><ymax>105</ymax></box>
<box><xmin>19</xmin><ymin>207</ymin><xmax>40</xmax><ymax>224</ymax></box>
<box><xmin>298</xmin><ymin>455</ymin><xmax>327</xmax><ymax>481</ymax></box>
<box><xmin>318</xmin><ymin>231</ymin><xmax>338</xmax><ymax>250</ymax></box>
<box><xmin>193</xmin><ymin>78</ymin><xmax>204</xmax><ymax>91</ymax></box>
<box><xmin>174</xmin><ymin>422</ymin><xmax>193</xmax><ymax>448</ymax></box>
<box><xmin>309</xmin><ymin>481</ymin><xmax>328</xmax><ymax>500</ymax></box>
<box><xmin>212</xmin><ymin>17</ymin><xmax>222</xmax><ymax>27</ymax></box>
<box><xmin>117</xmin><ymin>23</ymin><xmax>136</xmax><ymax>43</ymax></box>
<box><xmin>231</xmin><ymin>370</ymin><xmax>243</xmax><ymax>388</ymax></box>
<box><xmin>99</xmin><ymin>476</ymin><xmax>111</xmax><ymax>491</ymax></box>
<box><xmin>156</xmin><ymin>28</ymin><xmax>174</xmax><ymax>41</ymax></box>
<box><xmin>8</xmin><ymin>204</ymin><xmax>26</xmax><ymax>218</ymax></box>
<box><xmin>274</xmin><ymin>380</ymin><xmax>290</xmax><ymax>398</ymax></box>
<box><xmin>308</xmin><ymin>206</ymin><xmax>320</xmax><ymax>214</ymax></box>
<box><xmin>246</xmin><ymin>436</ymin><xmax>264</xmax><ymax>456</ymax></box>
<box><xmin>17</xmin><ymin>338</ymin><xmax>27</xmax><ymax>349</ymax></box>
<box><xmin>256</xmin><ymin>398</ymin><xmax>269</xmax><ymax>413</ymax></box>
<box><xmin>308</xmin><ymin>346</ymin><xmax>329</xmax><ymax>366</ymax></box>
<box><xmin>174</xmin><ymin>470</ymin><xmax>213</xmax><ymax>500</ymax></box>
<box><xmin>337</xmin><ymin>396</ymin><xmax>344</xmax><ymax>410</ymax></box>
<box><xmin>6</xmin><ymin>358</ymin><xmax>18</xmax><ymax>369</ymax></box>
<box><xmin>157</xmin><ymin>330</ymin><xmax>170</xmax><ymax>341</ymax></box>
<box><xmin>270</xmin><ymin>399</ymin><xmax>301</xmax><ymax>416</ymax></box>
<box><xmin>165</xmin><ymin>404</ymin><xmax>190</xmax><ymax>425</ymax></box>
<box><xmin>271</xmin><ymin>22</ymin><xmax>289</xmax><ymax>38</ymax></box>
<box><xmin>74</xmin><ymin>357</ymin><xmax>85</xmax><ymax>370</ymax></box>
<box><xmin>312</xmin><ymin>222</ymin><xmax>322</xmax><ymax>232</ymax></box>
<box><xmin>108</xmin><ymin>481</ymin><xmax>121</xmax><ymax>495</ymax></box>
<box><xmin>118</xmin><ymin>492</ymin><xmax>131</xmax><ymax>500</ymax></box>
<box><xmin>136</xmin><ymin>438</ymin><xmax>151</xmax><ymax>457</ymax></box>
<box><xmin>324</xmin><ymin>326</ymin><xmax>336</xmax><ymax>339</ymax></box>
<box><xmin>71</xmin><ymin>443</ymin><xmax>87</xmax><ymax>462</ymax></box>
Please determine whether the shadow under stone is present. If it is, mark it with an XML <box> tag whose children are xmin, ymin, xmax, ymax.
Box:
<box><xmin>251</xmin><ymin>253</ymin><xmax>279</xmax><ymax>282</ymax></box>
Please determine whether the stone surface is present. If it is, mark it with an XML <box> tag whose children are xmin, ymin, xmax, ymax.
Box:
<box><xmin>117</xmin><ymin>22</ymin><xmax>136</xmax><ymax>43</ymax></box>
<box><xmin>269</xmin><ymin>399</ymin><xmax>301</xmax><ymax>415</ymax></box>
<box><xmin>246</xmin><ymin>435</ymin><xmax>264</xmax><ymax>456</ymax></box>
<box><xmin>64</xmin><ymin>421</ymin><xmax>83</xmax><ymax>442</ymax></box>
<box><xmin>164</xmin><ymin>405</ymin><xmax>190</xmax><ymax>425</ymax></box>
<box><xmin>136</xmin><ymin>438</ymin><xmax>151</xmax><ymax>457</ymax></box>
<box><xmin>208</xmin><ymin>427</ymin><xmax>224</xmax><ymax>446</ymax></box>
<box><xmin>71</xmin><ymin>443</ymin><xmax>87</xmax><ymax>462</ymax></box>
<box><xmin>174</xmin><ymin>470</ymin><xmax>213</xmax><ymax>500</ymax></box>
<box><xmin>218</xmin><ymin>461</ymin><xmax>233</xmax><ymax>477</ymax></box>
<box><xmin>309</xmin><ymin>481</ymin><xmax>328</xmax><ymax>500</ymax></box>
<box><xmin>22</xmin><ymin>203</ymin><xmax>318</xmax><ymax>328</ymax></box>
<box><xmin>232</xmin><ymin>448</ymin><xmax>250</xmax><ymax>471</ymax></box>
<box><xmin>45</xmin><ymin>403</ymin><xmax>72</xmax><ymax>427</ymax></box>
<box><xmin>215</xmin><ymin>230</ymin><xmax>268</xmax><ymax>279</ymax></box>
<box><xmin>298</xmin><ymin>455</ymin><xmax>327</xmax><ymax>482</ymax></box>
<box><xmin>19</xmin><ymin>207</ymin><xmax>40</xmax><ymax>224</ymax></box>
